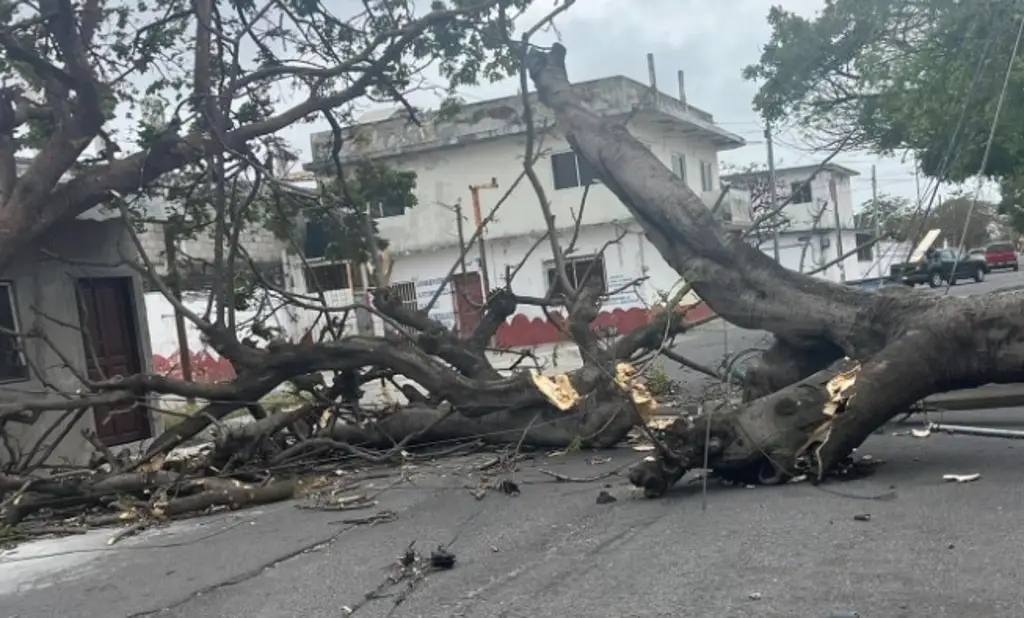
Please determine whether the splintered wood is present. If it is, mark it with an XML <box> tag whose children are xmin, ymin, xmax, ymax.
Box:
<box><xmin>529</xmin><ymin>362</ymin><xmax>658</xmax><ymax>421</ymax></box>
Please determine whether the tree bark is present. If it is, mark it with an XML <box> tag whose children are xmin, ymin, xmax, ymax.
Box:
<box><xmin>321</xmin><ymin>399</ymin><xmax>635</xmax><ymax>450</ymax></box>
<box><xmin>526</xmin><ymin>43</ymin><xmax>1024</xmax><ymax>496</ymax></box>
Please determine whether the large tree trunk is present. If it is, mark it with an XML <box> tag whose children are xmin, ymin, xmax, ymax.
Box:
<box><xmin>526</xmin><ymin>44</ymin><xmax>1024</xmax><ymax>495</ymax></box>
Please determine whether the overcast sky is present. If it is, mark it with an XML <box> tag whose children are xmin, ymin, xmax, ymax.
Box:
<box><xmin>277</xmin><ymin>0</ymin><xmax>969</xmax><ymax>210</ymax></box>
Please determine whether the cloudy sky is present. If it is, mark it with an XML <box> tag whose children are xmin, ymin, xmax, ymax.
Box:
<box><xmin>276</xmin><ymin>0</ymin><xmax>933</xmax><ymax>210</ymax></box>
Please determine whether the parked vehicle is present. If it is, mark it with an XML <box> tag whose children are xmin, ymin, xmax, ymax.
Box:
<box><xmin>889</xmin><ymin>248</ymin><xmax>989</xmax><ymax>288</ymax></box>
<box><xmin>983</xmin><ymin>241</ymin><xmax>1019</xmax><ymax>271</ymax></box>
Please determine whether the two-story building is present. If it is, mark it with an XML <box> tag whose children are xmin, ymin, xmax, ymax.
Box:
<box><xmin>722</xmin><ymin>163</ymin><xmax>884</xmax><ymax>282</ymax></box>
<box><xmin>297</xmin><ymin>76</ymin><xmax>750</xmax><ymax>347</ymax></box>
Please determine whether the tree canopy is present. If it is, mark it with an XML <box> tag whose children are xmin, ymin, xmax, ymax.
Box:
<box><xmin>0</xmin><ymin>0</ymin><xmax>532</xmax><ymax>273</ymax></box>
<box><xmin>744</xmin><ymin>0</ymin><xmax>1024</xmax><ymax>226</ymax></box>
<box><xmin>854</xmin><ymin>193</ymin><xmax>996</xmax><ymax>248</ymax></box>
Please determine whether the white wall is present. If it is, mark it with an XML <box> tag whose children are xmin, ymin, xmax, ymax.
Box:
<box><xmin>353</xmin><ymin>118</ymin><xmax>744</xmax><ymax>255</ymax></box>
<box><xmin>759</xmin><ymin>230</ymin><xmax>910</xmax><ymax>282</ymax></box>
<box><xmin>866</xmin><ymin>240</ymin><xmax>912</xmax><ymax>278</ymax></box>
<box><xmin>771</xmin><ymin>169</ymin><xmax>857</xmax><ymax>231</ymax></box>
<box><xmin>384</xmin><ymin>221</ymin><xmax>697</xmax><ymax>321</ymax></box>
<box><xmin>144</xmin><ymin>289</ymin><xmax>298</xmax><ymax>378</ymax></box>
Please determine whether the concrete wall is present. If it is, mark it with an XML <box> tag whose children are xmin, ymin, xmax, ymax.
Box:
<box><xmin>135</xmin><ymin>219</ymin><xmax>286</xmax><ymax>279</ymax></box>
<box><xmin>382</xmin><ymin>221</ymin><xmax>698</xmax><ymax>322</ymax></box>
<box><xmin>759</xmin><ymin>231</ymin><xmax>910</xmax><ymax>282</ymax></box>
<box><xmin>144</xmin><ymin>289</ymin><xmax>299</xmax><ymax>383</ymax></box>
<box><xmin>0</xmin><ymin>219</ymin><xmax>155</xmax><ymax>468</ymax></box>
<box><xmin>769</xmin><ymin>168</ymin><xmax>857</xmax><ymax>231</ymax></box>
<box><xmin>355</xmin><ymin>119</ymin><xmax>748</xmax><ymax>257</ymax></box>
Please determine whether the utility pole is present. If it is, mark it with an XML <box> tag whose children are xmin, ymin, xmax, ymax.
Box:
<box><xmin>913</xmin><ymin>153</ymin><xmax>922</xmax><ymax>207</ymax></box>
<box><xmin>162</xmin><ymin>222</ymin><xmax>194</xmax><ymax>402</ymax></box>
<box><xmin>829</xmin><ymin>177</ymin><xmax>846</xmax><ymax>282</ymax></box>
<box><xmin>871</xmin><ymin>164</ymin><xmax>880</xmax><ymax>277</ymax></box>
<box><xmin>469</xmin><ymin>178</ymin><xmax>499</xmax><ymax>295</ymax></box>
<box><xmin>452</xmin><ymin>199</ymin><xmax>469</xmax><ymax>276</ymax></box>
<box><xmin>765</xmin><ymin>122</ymin><xmax>780</xmax><ymax>261</ymax></box>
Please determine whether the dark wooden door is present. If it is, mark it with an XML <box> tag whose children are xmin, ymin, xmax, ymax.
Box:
<box><xmin>452</xmin><ymin>272</ymin><xmax>484</xmax><ymax>339</ymax></box>
<box><xmin>77</xmin><ymin>277</ymin><xmax>152</xmax><ymax>446</ymax></box>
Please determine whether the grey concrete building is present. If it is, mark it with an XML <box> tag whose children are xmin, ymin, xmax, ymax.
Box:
<box><xmin>0</xmin><ymin>207</ymin><xmax>160</xmax><ymax>467</ymax></box>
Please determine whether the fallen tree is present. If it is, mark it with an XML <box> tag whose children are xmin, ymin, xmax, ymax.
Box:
<box><xmin>2</xmin><ymin>0</ymin><xmax>717</xmax><ymax>529</ymax></box>
<box><xmin>524</xmin><ymin>42</ymin><xmax>1024</xmax><ymax>496</ymax></box>
<box><xmin>3</xmin><ymin>0</ymin><xmax>1023</xmax><ymax>539</ymax></box>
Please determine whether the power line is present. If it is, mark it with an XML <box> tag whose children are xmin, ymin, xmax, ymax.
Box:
<box><xmin>944</xmin><ymin>15</ymin><xmax>1024</xmax><ymax>293</ymax></box>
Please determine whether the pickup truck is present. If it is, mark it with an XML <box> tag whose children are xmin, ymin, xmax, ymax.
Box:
<box><xmin>983</xmin><ymin>241</ymin><xmax>1019</xmax><ymax>271</ymax></box>
<box><xmin>889</xmin><ymin>248</ymin><xmax>988</xmax><ymax>288</ymax></box>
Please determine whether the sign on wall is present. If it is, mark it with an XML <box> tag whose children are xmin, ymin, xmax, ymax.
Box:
<box><xmin>413</xmin><ymin>276</ymin><xmax>457</xmax><ymax>329</ymax></box>
<box><xmin>604</xmin><ymin>273</ymin><xmax>642</xmax><ymax>307</ymax></box>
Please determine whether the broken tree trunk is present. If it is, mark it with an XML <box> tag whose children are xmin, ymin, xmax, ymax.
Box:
<box><xmin>320</xmin><ymin>398</ymin><xmax>635</xmax><ymax>451</ymax></box>
<box><xmin>526</xmin><ymin>43</ymin><xmax>1024</xmax><ymax>496</ymax></box>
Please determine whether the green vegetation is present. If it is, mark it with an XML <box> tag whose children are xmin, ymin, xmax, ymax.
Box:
<box><xmin>745</xmin><ymin>0</ymin><xmax>1024</xmax><ymax>231</ymax></box>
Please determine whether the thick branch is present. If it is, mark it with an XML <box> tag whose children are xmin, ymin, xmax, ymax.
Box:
<box><xmin>525</xmin><ymin>44</ymin><xmax>899</xmax><ymax>357</ymax></box>
<box><xmin>373</xmin><ymin>288</ymin><xmax>501</xmax><ymax>380</ymax></box>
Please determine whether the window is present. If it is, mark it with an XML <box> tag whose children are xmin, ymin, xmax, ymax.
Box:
<box><xmin>0</xmin><ymin>282</ymin><xmax>28</xmax><ymax>382</ymax></box>
<box><xmin>699</xmin><ymin>160</ymin><xmax>714</xmax><ymax>192</ymax></box>
<box><xmin>671</xmin><ymin>153</ymin><xmax>687</xmax><ymax>183</ymax></box>
<box><xmin>551</xmin><ymin>152</ymin><xmax>598</xmax><ymax>190</ymax></box>
<box><xmin>304</xmin><ymin>220</ymin><xmax>331</xmax><ymax>259</ymax></box>
<box><xmin>790</xmin><ymin>181</ymin><xmax>812</xmax><ymax>204</ymax></box>
<box><xmin>390</xmin><ymin>281</ymin><xmax>418</xmax><ymax>312</ymax></box>
<box><xmin>302</xmin><ymin>262</ymin><xmax>363</xmax><ymax>292</ymax></box>
<box><xmin>987</xmin><ymin>242</ymin><xmax>1014</xmax><ymax>253</ymax></box>
<box><xmin>545</xmin><ymin>255</ymin><xmax>607</xmax><ymax>300</ymax></box>
<box><xmin>370</xmin><ymin>202</ymin><xmax>407</xmax><ymax>218</ymax></box>
<box><xmin>855</xmin><ymin>233</ymin><xmax>874</xmax><ymax>262</ymax></box>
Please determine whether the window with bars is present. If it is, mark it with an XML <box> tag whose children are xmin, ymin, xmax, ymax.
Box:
<box><xmin>302</xmin><ymin>262</ymin><xmax>363</xmax><ymax>292</ymax></box>
<box><xmin>0</xmin><ymin>282</ymin><xmax>28</xmax><ymax>382</ymax></box>
<box><xmin>551</xmin><ymin>152</ymin><xmax>600</xmax><ymax>190</ymax></box>
<box><xmin>390</xmin><ymin>281</ymin><xmax>418</xmax><ymax>312</ymax></box>
<box><xmin>544</xmin><ymin>255</ymin><xmax>607</xmax><ymax>302</ymax></box>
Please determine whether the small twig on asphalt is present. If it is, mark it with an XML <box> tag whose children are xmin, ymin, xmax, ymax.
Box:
<box><xmin>536</xmin><ymin>459</ymin><xmax>637</xmax><ymax>483</ymax></box>
<box><xmin>108</xmin><ymin>521</ymin><xmax>151</xmax><ymax>546</ymax></box>
<box><xmin>329</xmin><ymin>510</ymin><xmax>398</xmax><ymax>526</ymax></box>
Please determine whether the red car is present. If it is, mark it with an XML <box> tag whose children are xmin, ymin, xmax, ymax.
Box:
<box><xmin>983</xmin><ymin>241</ymin><xmax>1019</xmax><ymax>271</ymax></box>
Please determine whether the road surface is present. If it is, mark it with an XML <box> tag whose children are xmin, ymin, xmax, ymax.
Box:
<box><xmin>4</xmin><ymin>406</ymin><xmax>1024</xmax><ymax>618</ymax></box>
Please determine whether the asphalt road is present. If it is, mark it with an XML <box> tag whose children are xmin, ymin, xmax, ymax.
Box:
<box><xmin>4</xmin><ymin>412</ymin><xmax>1024</xmax><ymax>618</ymax></box>
<box><xmin>3</xmin><ymin>270</ymin><xmax>1024</xmax><ymax>618</ymax></box>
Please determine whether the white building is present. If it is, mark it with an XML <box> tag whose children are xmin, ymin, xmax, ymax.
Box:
<box><xmin>722</xmin><ymin>163</ymin><xmax>887</xmax><ymax>282</ymax></box>
<box><xmin>297</xmin><ymin>76</ymin><xmax>750</xmax><ymax>347</ymax></box>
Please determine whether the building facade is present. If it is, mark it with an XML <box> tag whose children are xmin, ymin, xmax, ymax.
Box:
<box><xmin>722</xmin><ymin>163</ymin><xmax>889</xmax><ymax>281</ymax></box>
<box><xmin>297</xmin><ymin>76</ymin><xmax>751</xmax><ymax>346</ymax></box>
<box><xmin>0</xmin><ymin>210</ymin><xmax>159</xmax><ymax>467</ymax></box>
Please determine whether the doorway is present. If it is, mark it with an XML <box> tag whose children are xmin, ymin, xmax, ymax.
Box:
<box><xmin>77</xmin><ymin>277</ymin><xmax>152</xmax><ymax>446</ymax></box>
<box><xmin>452</xmin><ymin>272</ymin><xmax>484</xmax><ymax>339</ymax></box>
